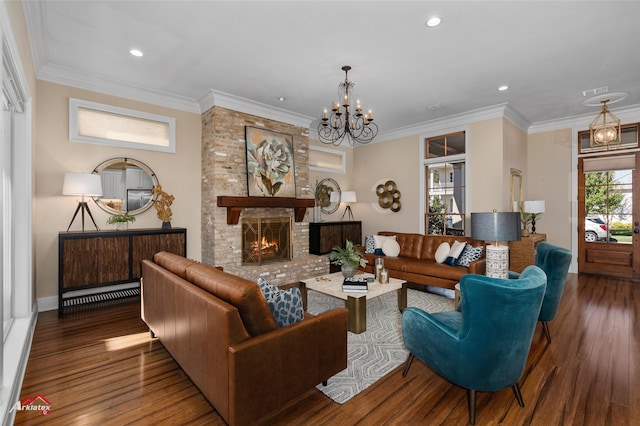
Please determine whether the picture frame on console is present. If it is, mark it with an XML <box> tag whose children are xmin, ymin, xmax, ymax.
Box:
<box><xmin>245</xmin><ymin>126</ymin><xmax>296</xmax><ymax>197</ymax></box>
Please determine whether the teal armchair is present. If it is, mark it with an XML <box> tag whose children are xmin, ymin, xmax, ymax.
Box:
<box><xmin>402</xmin><ymin>266</ymin><xmax>547</xmax><ymax>425</ymax></box>
<box><xmin>510</xmin><ymin>241</ymin><xmax>572</xmax><ymax>343</ymax></box>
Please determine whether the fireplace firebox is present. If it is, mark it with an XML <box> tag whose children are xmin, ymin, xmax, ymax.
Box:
<box><xmin>242</xmin><ymin>217</ymin><xmax>292</xmax><ymax>264</ymax></box>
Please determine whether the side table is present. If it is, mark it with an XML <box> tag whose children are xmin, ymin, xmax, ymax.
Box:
<box><xmin>509</xmin><ymin>233</ymin><xmax>546</xmax><ymax>273</ymax></box>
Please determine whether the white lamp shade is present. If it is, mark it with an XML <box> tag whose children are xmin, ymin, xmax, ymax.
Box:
<box><xmin>341</xmin><ymin>191</ymin><xmax>357</xmax><ymax>203</ymax></box>
<box><xmin>523</xmin><ymin>200</ymin><xmax>545</xmax><ymax>214</ymax></box>
<box><xmin>62</xmin><ymin>173</ymin><xmax>103</xmax><ymax>197</ymax></box>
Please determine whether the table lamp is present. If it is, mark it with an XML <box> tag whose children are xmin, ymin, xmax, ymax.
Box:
<box><xmin>471</xmin><ymin>211</ymin><xmax>521</xmax><ymax>278</ymax></box>
<box><xmin>523</xmin><ymin>200</ymin><xmax>545</xmax><ymax>233</ymax></box>
<box><xmin>63</xmin><ymin>172</ymin><xmax>103</xmax><ymax>231</ymax></box>
<box><xmin>340</xmin><ymin>191</ymin><xmax>357</xmax><ymax>221</ymax></box>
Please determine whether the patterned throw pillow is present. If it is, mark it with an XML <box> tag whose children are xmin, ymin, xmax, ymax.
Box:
<box><xmin>258</xmin><ymin>277</ymin><xmax>304</xmax><ymax>328</ymax></box>
<box><xmin>457</xmin><ymin>245</ymin><xmax>484</xmax><ymax>267</ymax></box>
<box><xmin>365</xmin><ymin>235</ymin><xmax>375</xmax><ymax>254</ymax></box>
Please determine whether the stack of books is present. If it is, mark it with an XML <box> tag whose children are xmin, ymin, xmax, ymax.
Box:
<box><xmin>342</xmin><ymin>277</ymin><xmax>369</xmax><ymax>293</ymax></box>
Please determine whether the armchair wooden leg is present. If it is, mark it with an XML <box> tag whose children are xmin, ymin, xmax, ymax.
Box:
<box><xmin>512</xmin><ymin>383</ymin><xmax>524</xmax><ymax>407</ymax></box>
<box><xmin>542</xmin><ymin>321</ymin><xmax>552</xmax><ymax>343</ymax></box>
<box><xmin>467</xmin><ymin>389</ymin><xmax>476</xmax><ymax>425</ymax></box>
<box><xmin>402</xmin><ymin>353</ymin><xmax>415</xmax><ymax>377</ymax></box>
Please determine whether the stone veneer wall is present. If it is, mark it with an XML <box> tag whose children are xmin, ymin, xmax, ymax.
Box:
<box><xmin>201</xmin><ymin>106</ymin><xmax>328</xmax><ymax>285</ymax></box>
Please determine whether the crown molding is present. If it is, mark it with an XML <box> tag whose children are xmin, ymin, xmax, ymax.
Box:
<box><xmin>37</xmin><ymin>64</ymin><xmax>202</xmax><ymax>114</ymax></box>
<box><xmin>198</xmin><ymin>89</ymin><xmax>314</xmax><ymax>129</ymax></box>
<box><xmin>371</xmin><ymin>103</ymin><xmax>530</xmax><ymax>144</ymax></box>
<box><xmin>21</xmin><ymin>0</ymin><xmax>47</xmax><ymax>72</ymax></box>
<box><xmin>528</xmin><ymin>104</ymin><xmax>640</xmax><ymax>134</ymax></box>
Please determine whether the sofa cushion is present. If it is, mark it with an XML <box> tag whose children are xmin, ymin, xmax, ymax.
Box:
<box><xmin>379</xmin><ymin>232</ymin><xmax>424</xmax><ymax>260</ymax></box>
<box><xmin>186</xmin><ymin>263</ymin><xmax>277</xmax><ymax>336</ymax></box>
<box><xmin>403</xmin><ymin>259</ymin><xmax>470</xmax><ymax>281</ymax></box>
<box><xmin>374</xmin><ymin>234</ymin><xmax>396</xmax><ymax>250</ymax></box>
<box><xmin>435</xmin><ymin>242</ymin><xmax>450</xmax><ymax>264</ymax></box>
<box><xmin>382</xmin><ymin>239</ymin><xmax>401</xmax><ymax>257</ymax></box>
<box><xmin>258</xmin><ymin>277</ymin><xmax>304</xmax><ymax>328</ymax></box>
<box><xmin>457</xmin><ymin>245</ymin><xmax>484</xmax><ymax>267</ymax></box>
<box><xmin>444</xmin><ymin>241</ymin><xmax>467</xmax><ymax>266</ymax></box>
<box><xmin>153</xmin><ymin>251</ymin><xmax>197</xmax><ymax>280</ymax></box>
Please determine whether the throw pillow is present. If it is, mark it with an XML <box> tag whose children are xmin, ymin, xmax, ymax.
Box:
<box><xmin>257</xmin><ymin>277</ymin><xmax>304</xmax><ymax>328</ymax></box>
<box><xmin>373</xmin><ymin>235</ymin><xmax>396</xmax><ymax>250</ymax></box>
<box><xmin>444</xmin><ymin>241</ymin><xmax>467</xmax><ymax>266</ymax></box>
<box><xmin>382</xmin><ymin>239</ymin><xmax>401</xmax><ymax>257</ymax></box>
<box><xmin>434</xmin><ymin>242</ymin><xmax>451</xmax><ymax>264</ymax></box>
<box><xmin>457</xmin><ymin>245</ymin><xmax>484</xmax><ymax>267</ymax></box>
<box><xmin>364</xmin><ymin>235</ymin><xmax>375</xmax><ymax>254</ymax></box>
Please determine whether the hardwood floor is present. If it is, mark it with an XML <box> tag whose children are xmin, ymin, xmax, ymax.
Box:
<box><xmin>14</xmin><ymin>273</ymin><xmax>640</xmax><ymax>425</ymax></box>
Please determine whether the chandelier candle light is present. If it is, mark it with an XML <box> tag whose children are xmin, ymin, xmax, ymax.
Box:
<box><xmin>318</xmin><ymin>66</ymin><xmax>378</xmax><ymax>146</ymax></box>
<box><xmin>471</xmin><ymin>211</ymin><xmax>521</xmax><ymax>279</ymax></box>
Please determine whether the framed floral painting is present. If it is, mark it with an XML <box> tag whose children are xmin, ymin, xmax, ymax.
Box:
<box><xmin>245</xmin><ymin>127</ymin><xmax>296</xmax><ymax>197</ymax></box>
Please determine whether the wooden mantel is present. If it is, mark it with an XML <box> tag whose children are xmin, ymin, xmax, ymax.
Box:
<box><xmin>217</xmin><ymin>196</ymin><xmax>315</xmax><ymax>225</ymax></box>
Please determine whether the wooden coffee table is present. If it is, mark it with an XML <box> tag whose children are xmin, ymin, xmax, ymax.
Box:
<box><xmin>300</xmin><ymin>272</ymin><xmax>407</xmax><ymax>334</ymax></box>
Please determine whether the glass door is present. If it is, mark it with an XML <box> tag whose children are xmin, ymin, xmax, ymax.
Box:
<box><xmin>578</xmin><ymin>150</ymin><xmax>639</xmax><ymax>279</ymax></box>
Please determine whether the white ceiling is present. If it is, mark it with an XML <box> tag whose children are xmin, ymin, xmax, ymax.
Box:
<box><xmin>22</xmin><ymin>1</ymin><xmax>640</xmax><ymax>135</ymax></box>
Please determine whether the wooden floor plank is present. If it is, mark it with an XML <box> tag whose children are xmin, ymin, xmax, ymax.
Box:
<box><xmin>14</xmin><ymin>273</ymin><xmax>639</xmax><ymax>425</ymax></box>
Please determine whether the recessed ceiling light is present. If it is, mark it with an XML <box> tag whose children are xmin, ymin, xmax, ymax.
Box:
<box><xmin>277</xmin><ymin>97</ymin><xmax>286</xmax><ymax>102</ymax></box>
<box><xmin>129</xmin><ymin>48</ymin><xmax>143</xmax><ymax>57</ymax></box>
<box><xmin>498</xmin><ymin>85</ymin><xmax>510</xmax><ymax>91</ymax></box>
<box><xmin>425</xmin><ymin>16</ymin><xmax>442</xmax><ymax>28</ymax></box>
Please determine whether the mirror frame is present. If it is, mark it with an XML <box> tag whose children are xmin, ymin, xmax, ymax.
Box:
<box><xmin>92</xmin><ymin>157</ymin><xmax>159</xmax><ymax>215</ymax></box>
<box><xmin>315</xmin><ymin>178</ymin><xmax>341</xmax><ymax>214</ymax></box>
<box><xmin>510</xmin><ymin>168</ymin><xmax>523</xmax><ymax>212</ymax></box>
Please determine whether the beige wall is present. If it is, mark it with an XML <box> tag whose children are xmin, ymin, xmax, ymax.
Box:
<box><xmin>308</xmin><ymin>139</ymin><xmax>355</xmax><ymax>223</ymax></box>
<box><xmin>35</xmin><ymin>81</ymin><xmax>202</xmax><ymax>300</ymax></box>
<box><xmin>527</xmin><ymin>128</ymin><xmax>573</xmax><ymax>248</ymax></box>
<box><xmin>468</xmin><ymin>118</ymin><xmax>505</xmax><ymax>212</ymax></box>
<box><xmin>352</xmin><ymin>135</ymin><xmax>421</xmax><ymax>237</ymax></box>
<box><xmin>504</xmin><ymin>118</ymin><xmax>528</xmax><ymax>209</ymax></box>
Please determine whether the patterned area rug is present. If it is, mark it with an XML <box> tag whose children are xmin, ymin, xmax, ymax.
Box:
<box><xmin>306</xmin><ymin>288</ymin><xmax>454</xmax><ymax>404</ymax></box>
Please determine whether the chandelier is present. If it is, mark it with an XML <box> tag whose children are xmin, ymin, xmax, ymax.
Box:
<box><xmin>589</xmin><ymin>99</ymin><xmax>621</xmax><ymax>148</ymax></box>
<box><xmin>318</xmin><ymin>66</ymin><xmax>378</xmax><ymax>146</ymax></box>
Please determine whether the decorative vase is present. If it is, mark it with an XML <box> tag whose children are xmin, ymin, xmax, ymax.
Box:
<box><xmin>522</xmin><ymin>228</ymin><xmax>529</xmax><ymax>237</ymax></box>
<box><xmin>162</xmin><ymin>221</ymin><xmax>172</xmax><ymax>229</ymax></box>
<box><xmin>341</xmin><ymin>264</ymin><xmax>356</xmax><ymax>279</ymax></box>
<box><xmin>116</xmin><ymin>222</ymin><xmax>128</xmax><ymax>231</ymax></box>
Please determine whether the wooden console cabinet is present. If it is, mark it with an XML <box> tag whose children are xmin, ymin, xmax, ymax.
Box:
<box><xmin>309</xmin><ymin>221</ymin><xmax>362</xmax><ymax>255</ymax></box>
<box><xmin>509</xmin><ymin>233</ymin><xmax>546</xmax><ymax>273</ymax></box>
<box><xmin>58</xmin><ymin>228</ymin><xmax>186</xmax><ymax>314</ymax></box>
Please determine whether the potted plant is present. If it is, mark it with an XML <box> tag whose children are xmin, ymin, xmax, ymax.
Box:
<box><xmin>519</xmin><ymin>209</ymin><xmax>532</xmax><ymax>236</ymax></box>
<box><xmin>107</xmin><ymin>211</ymin><xmax>135</xmax><ymax>231</ymax></box>
<box><xmin>329</xmin><ymin>240</ymin><xmax>368</xmax><ymax>278</ymax></box>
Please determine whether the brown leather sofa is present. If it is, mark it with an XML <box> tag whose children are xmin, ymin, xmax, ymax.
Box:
<box><xmin>360</xmin><ymin>231</ymin><xmax>486</xmax><ymax>290</ymax></box>
<box><xmin>141</xmin><ymin>251</ymin><xmax>348</xmax><ymax>425</ymax></box>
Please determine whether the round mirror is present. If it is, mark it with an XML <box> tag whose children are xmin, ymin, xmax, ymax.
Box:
<box><xmin>92</xmin><ymin>157</ymin><xmax>159</xmax><ymax>215</ymax></box>
<box><xmin>315</xmin><ymin>178</ymin><xmax>341</xmax><ymax>214</ymax></box>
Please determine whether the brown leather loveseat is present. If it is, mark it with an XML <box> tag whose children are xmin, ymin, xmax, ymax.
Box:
<box><xmin>360</xmin><ymin>231</ymin><xmax>486</xmax><ymax>290</ymax></box>
<box><xmin>141</xmin><ymin>251</ymin><xmax>347</xmax><ymax>425</ymax></box>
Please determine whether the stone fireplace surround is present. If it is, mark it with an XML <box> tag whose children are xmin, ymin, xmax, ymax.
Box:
<box><xmin>201</xmin><ymin>106</ymin><xmax>329</xmax><ymax>285</ymax></box>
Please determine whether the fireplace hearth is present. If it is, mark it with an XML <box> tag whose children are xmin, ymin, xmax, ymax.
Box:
<box><xmin>242</xmin><ymin>217</ymin><xmax>292</xmax><ymax>264</ymax></box>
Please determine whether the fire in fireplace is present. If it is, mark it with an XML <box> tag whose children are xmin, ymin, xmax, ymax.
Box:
<box><xmin>242</xmin><ymin>217</ymin><xmax>292</xmax><ymax>264</ymax></box>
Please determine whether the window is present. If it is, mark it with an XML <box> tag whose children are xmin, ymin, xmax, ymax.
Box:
<box><xmin>309</xmin><ymin>145</ymin><xmax>346</xmax><ymax>174</ymax></box>
<box><xmin>423</xmin><ymin>131</ymin><xmax>466</xmax><ymax>236</ymax></box>
<box><xmin>69</xmin><ymin>98</ymin><xmax>176</xmax><ymax>153</ymax></box>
